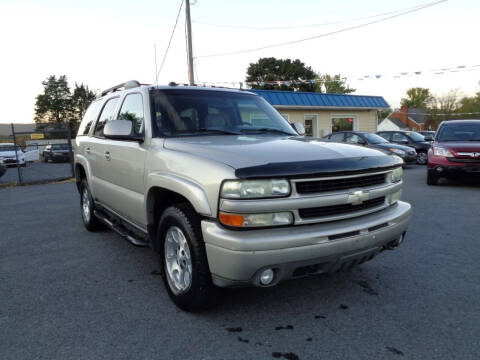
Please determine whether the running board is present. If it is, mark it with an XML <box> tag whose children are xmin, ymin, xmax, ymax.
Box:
<box><xmin>94</xmin><ymin>210</ymin><xmax>150</xmax><ymax>247</ymax></box>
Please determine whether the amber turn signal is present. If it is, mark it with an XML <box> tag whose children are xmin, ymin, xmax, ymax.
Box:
<box><xmin>219</xmin><ymin>212</ymin><xmax>245</xmax><ymax>227</ymax></box>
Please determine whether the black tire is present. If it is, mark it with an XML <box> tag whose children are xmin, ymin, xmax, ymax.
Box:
<box><xmin>427</xmin><ymin>169</ymin><xmax>439</xmax><ymax>185</ymax></box>
<box><xmin>43</xmin><ymin>156</ymin><xmax>48</xmax><ymax>163</ymax></box>
<box><xmin>417</xmin><ymin>151</ymin><xmax>428</xmax><ymax>165</ymax></box>
<box><xmin>79</xmin><ymin>178</ymin><xmax>104</xmax><ymax>231</ymax></box>
<box><xmin>157</xmin><ymin>204</ymin><xmax>219</xmax><ymax>312</ymax></box>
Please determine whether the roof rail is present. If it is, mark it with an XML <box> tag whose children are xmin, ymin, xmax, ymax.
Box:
<box><xmin>99</xmin><ymin>80</ymin><xmax>141</xmax><ymax>98</ymax></box>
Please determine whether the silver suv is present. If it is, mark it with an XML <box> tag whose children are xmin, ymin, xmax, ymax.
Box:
<box><xmin>75</xmin><ymin>81</ymin><xmax>411</xmax><ymax>311</ymax></box>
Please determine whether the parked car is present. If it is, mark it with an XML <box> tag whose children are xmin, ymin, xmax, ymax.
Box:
<box><xmin>419</xmin><ymin>130</ymin><xmax>435</xmax><ymax>141</ymax></box>
<box><xmin>323</xmin><ymin>131</ymin><xmax>417</xmax><ymax>165</ymax></box>
<box><xmin>0</xmin><ymin>143</ymin><xmax>26</xmax><ymax>167</ymax></box>
<box><xmin>427</xmin><ymin>119</ymin><xmax>480</xmax><ymax>185</ymax></box>
<box><xmin>377</xmin><ymin>131</ymin><xmax>431</xmax><ymax>164</ymax></box>
<box><xmin>0</xmin><ymin>158</ymin><xmax>6</xmax><ymax>178</ymax></box>
<box><xmin>43</xmin><ymin>143</ymin><xmax>71</xmax><ymax>162</ymax></box>
<box><xmin>75</xmin><ymin>81</ymin><xmax>411</xmax><ymax>311</ymax></box>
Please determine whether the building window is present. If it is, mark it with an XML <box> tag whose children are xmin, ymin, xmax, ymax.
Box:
<box><xmin>331</xmin><ymin>115</ymin><xmax>357</xmax><ymax>133</ymax></box>
<box><xmin>304</xmin><ymin>114</ymin><xmax>317</xmax><ymax>137</ymax></box>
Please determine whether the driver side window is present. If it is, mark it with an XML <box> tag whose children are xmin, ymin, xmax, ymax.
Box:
<box><xmin>345</xmin><ymin>133</ymin><xmax>362</xmax><ymax>144</ymax></box>
<box><xmin>392</xmin><ymin>133</ymin><xmax>408</xmax><ymax>143</ymax></box>
<box><xmin>118</xmin><ymin>93</ymin><xmax>144</xmax><ymax>134</ymax></box>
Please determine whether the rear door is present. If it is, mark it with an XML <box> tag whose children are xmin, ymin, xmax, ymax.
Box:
<box><xmin>88</xmin><ymin>96</ymin><xmax>120</xmax><ymax>204</ymax></box>
<box><xmin>101</xmin><ymin>92</ymin><xmax>148</xmax><ymax>226</ymax></box>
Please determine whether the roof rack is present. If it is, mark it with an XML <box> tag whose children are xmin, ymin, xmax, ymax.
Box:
<box><xmin>99</xmin><ymin>80</ymin><xmax>141</xmax><ymax>98</ymax></box>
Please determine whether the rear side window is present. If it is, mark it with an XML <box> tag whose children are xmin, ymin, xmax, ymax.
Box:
<box><xmin>118</xmin><ymin>93</ymin><xmax>144</xmax><ymax>134</ymax></box>
<box><xmin>77</xmin><ymin>100</ymin><xmax>102</xmax><ymax>136</ymax></box>
<box><xmin>94</xmin><ymin>97</ymin><xmax>119</xmax><ymax>137</ymax></box>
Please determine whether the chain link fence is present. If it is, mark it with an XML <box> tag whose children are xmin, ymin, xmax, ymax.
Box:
<box><xmin>0</xmin><ymin>123</ymin><xmax>75</xmax><ymax>186</ymax></box>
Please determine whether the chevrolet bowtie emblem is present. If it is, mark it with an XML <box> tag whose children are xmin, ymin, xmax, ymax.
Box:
<box><xmin>348</xmin><ymin>190</ymin><xmax>369</xmax><ymax>205</ymax></box>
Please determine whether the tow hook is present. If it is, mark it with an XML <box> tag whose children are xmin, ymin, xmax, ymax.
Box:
<box><xmin>383</xmin><ymin>233</ymin><xmax>406</xmax><ymax>250</ymax></box>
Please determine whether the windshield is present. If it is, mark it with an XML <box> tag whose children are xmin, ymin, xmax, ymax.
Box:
<box><xmin>406</xmin><ymin>131</ymin><xmax>425</xmax><ymax>142</ymax></box>
<box><xmin>437</xmin><ymin>122</ymin><xmax>480</xmax><ymax>142</ymax></box>
<box><xmin>363</xmin><ymin>133</ymin><xmax>388</xmax><ymax>144</ymax></box>
<box><xmin>150</xmin><ymin>89</ymin><xmax>297</xmax><ymax>137</ymax></box>
<box><xmin>0</xmin><ymin>145</ymin><xmax>19</xmax><ymax>152</ymax></box>
<box><xmin>52</xmin><ymin>144</ymin><xmax>69</xmax><ymax>150</ymax></box>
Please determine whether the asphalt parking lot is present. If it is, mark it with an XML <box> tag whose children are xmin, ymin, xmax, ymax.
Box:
<box><xmin>1</xmin><ymin>166</ymin><xmax>479</xmax><ymax>360</ymax></box>
<box><xmin>0</xmin><ymin>162</ymin><xmax>73</xmax><ymax>185</ymax></box>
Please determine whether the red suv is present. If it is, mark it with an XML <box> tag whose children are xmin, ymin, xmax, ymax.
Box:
<box><xmin>427</xmin><ymin>120</ymin><xmax>480</xmax><ymax>185</ymax></box>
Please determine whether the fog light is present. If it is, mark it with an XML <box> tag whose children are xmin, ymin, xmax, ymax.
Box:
<box><xmin>436</xmin><ymin>166</ymin><xmax>444</xmax><ymax>173</ymax></box>
<box><xmin>259</xmin><ymin>269</ymin><xmax>274</xmax><ymax>285</ymax></box>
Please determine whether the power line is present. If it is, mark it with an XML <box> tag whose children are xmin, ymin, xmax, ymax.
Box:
<box><xmin>192</xmin><ymin>1</ymin><xmax>441</xmax><ymax>30</ymax></box>
<box><xmin>155</xmin><ymin>0</ymin><xmax>185</xmax><ymax>83</ymax></box>
<box><xmin>196</xmin><ymin>0</ymin><xmax>447</xmax><ymax>59</ymax></box>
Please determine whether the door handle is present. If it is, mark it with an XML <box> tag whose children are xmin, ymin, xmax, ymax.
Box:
<box><xmin>104</xmin><ymin>151</ymin><xmax>111</xmax><ymax>161</ymax></box>
<box><xmin>85</xmin><ymin>147</ymin><xmax>91</xmax><ymax>154</ymax></box>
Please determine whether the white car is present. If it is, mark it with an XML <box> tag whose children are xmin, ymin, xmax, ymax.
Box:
<box><xmin>0</xmin><ymin>143</ymin><xmax>26</xmax><ymax>167</ymax></box>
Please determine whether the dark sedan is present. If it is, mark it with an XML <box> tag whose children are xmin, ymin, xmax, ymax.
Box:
<box><xmin>323</xmin><ymin>131</ymin><xmax>417</xmax><ymax>165</ymax></box>
<box><xmin>43</xmin><ymin>144</ymin><xmax>71</xmax><ymax>163</ymax></box>
<box><xmin>377</xmin><ymin>131</ymin><xmax>431</xmax><ymax>165</ymax></box>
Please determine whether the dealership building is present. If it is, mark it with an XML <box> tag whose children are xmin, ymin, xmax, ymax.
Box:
<box><xmin>251</xmin><ymin>89</ymin><xmax>390</xmax><ymax>137</ymax></box>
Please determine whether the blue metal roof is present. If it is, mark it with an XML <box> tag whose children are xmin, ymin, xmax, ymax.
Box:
<box><xmin>250</xmin><ymin>89</ymin><xmax>389</xmax><ymax>109</ymax></box>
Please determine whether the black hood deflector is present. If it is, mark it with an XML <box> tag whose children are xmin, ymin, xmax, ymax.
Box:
<box><xmin>235</xmin><ymin>155</ymin><xmax>403</xmax><ymax>179</ymax></box>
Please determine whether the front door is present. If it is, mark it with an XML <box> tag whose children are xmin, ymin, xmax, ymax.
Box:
<box><xmin>101</xmin><ymin>93</ymin><xmax>147</xmax><ymax>227</ymax></box>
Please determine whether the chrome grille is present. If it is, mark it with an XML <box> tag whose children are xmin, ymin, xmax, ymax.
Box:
<box><xmin>296</xmin><ymin>173</ymin><xmax>386</xmax><ymax>194</ymax></box>
<box><xmin>299</xmin><ymin>197</ymin><xmax>386</xmax><ymax>219</ymax></box>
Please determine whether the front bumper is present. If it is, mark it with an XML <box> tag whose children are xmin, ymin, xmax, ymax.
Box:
<box><xmin>202</xmin><ymin>201</ymin><xmax>411</xmax><ymax>287</ymax></box>
<box><xmin>428</xmin><ymin>155</ymin><xmax>480</xmax><ymax>177</ymax></box>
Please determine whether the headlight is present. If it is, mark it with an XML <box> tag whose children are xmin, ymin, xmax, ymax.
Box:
<box><xmin>219</xmin><ymin>211</ymin><xmax>293</xmax><ymax>228</ymax></box>
<box><xmin>220</xmin><ymin>179</ymin><xmax>290</xmax><ymax>199</ymax></box>
<box><xmin>389</xmin><ymin>148</ymin><xmax>406</xmax><ymax>156</ymax></box>
<box><xmin>390</xmin><ymin>167</ymin><xmax>403</xmax><ymax>183</ymax></box>
<box><xmin>433</xmin><ymin>146</ymin><xmax>453</xmax><ymax>157</ymax></box>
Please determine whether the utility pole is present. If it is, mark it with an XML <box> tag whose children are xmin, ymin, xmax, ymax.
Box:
<box><xmin>185</xmin><ymin>0</ymin><xmax>195</xmax><ymax>85</ymax></box>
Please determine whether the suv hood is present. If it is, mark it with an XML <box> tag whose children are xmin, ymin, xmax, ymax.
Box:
<box><xmin>164</xmin><ymin>135</ymin><xmax>402</xmax><ymax>178</ymax></box>
<box><xmin>437</xmin><ymin>141</ymin><xmax>480</xmax><ymax>152</ymax></box>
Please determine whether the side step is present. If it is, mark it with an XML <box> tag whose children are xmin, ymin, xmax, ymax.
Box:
<box><xmin>94</xmin><ymin>210</ymin><xmax>150</xmax><ymax>247</ymax></box>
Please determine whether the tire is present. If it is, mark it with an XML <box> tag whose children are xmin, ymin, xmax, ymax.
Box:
<box><xmin>427</xmin><ymin>169</ymin><xmax>439</xmax><ymax>185</ymax></box>
<box><xmin>417</xmin><ymin>151</ymin><xmax>428</xmax><ymax>165</ymax></box>
<box><xmin>157</xmin><ymin>204</ymin><xmax>219</xmax><ymax>312</ymax></box>
<box><xmin>43</xmin><ymin>156</ymin><xmax>48</xmax><ymax>163</ymax></box>
<box><xmin>79</xmin><ymin>178</ymin><xmax>104</xmax><ymax>231</ymax></box>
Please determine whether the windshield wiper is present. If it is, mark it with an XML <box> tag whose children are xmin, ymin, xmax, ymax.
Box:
<box><xmin>239</xmin><ymin>128</ymin><xmax>294</xmax><ymax>135</ymax></box>
<box><xmin>191</xmin><ymin>128</ymin><xmax>241</xmax><ymax>135</ymax></box>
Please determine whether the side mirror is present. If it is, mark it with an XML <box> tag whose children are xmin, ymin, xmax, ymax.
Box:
<box><xmin>291</xmin><ymin>122</ymin><xmax>305</xmax><ymax>136</ymax></box>
<box><xmin>104</xmin><ymin>120</ymin><xmax>143</xmax><ymax>142</ymax></box>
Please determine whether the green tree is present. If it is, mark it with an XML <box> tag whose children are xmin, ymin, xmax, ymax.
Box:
<box><xmin>246</xmin><ymin>57</ymin><xmax>317</xmax><ymax>92</ymax></box>
<box><xmin>316</xmin><ymin>74</ymin><xmax>355</xmax><ymax>94</ymax></box>
<box><xmin>70</xmin><ymin>83</ymin><xmax>96</xmax><ymax>132</ymax></box>
<box><xmin>34</xmin><ymin>75</ymin><xmax>71</xmax><ymax>125</ymax></box>
<box><xmin>400</xmin><ymin>87</ymin><xmax>433</xmax><ymax>109</ymax></box>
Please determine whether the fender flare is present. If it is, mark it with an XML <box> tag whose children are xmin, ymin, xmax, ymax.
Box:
<box><xmin>146</xmin><ymin>172</ymin><xmax>212</xmax><ymax>217</ymax></box>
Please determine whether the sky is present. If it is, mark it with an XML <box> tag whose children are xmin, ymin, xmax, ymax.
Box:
<box><xmin>0</xmin><ymin>0</ymin><xmax>478</xmax><ymax>124</ymax></box>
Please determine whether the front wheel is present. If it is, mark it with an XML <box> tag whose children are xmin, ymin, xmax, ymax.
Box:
<box><xmin>417</xmin><ymin>151</ymin><xmax>428</xmax><ymax>165</ymax></box>
<box><xmin>157</xmin><ymin>204</ymin><xmax>219</xmax><ymax>312</ymax></box>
